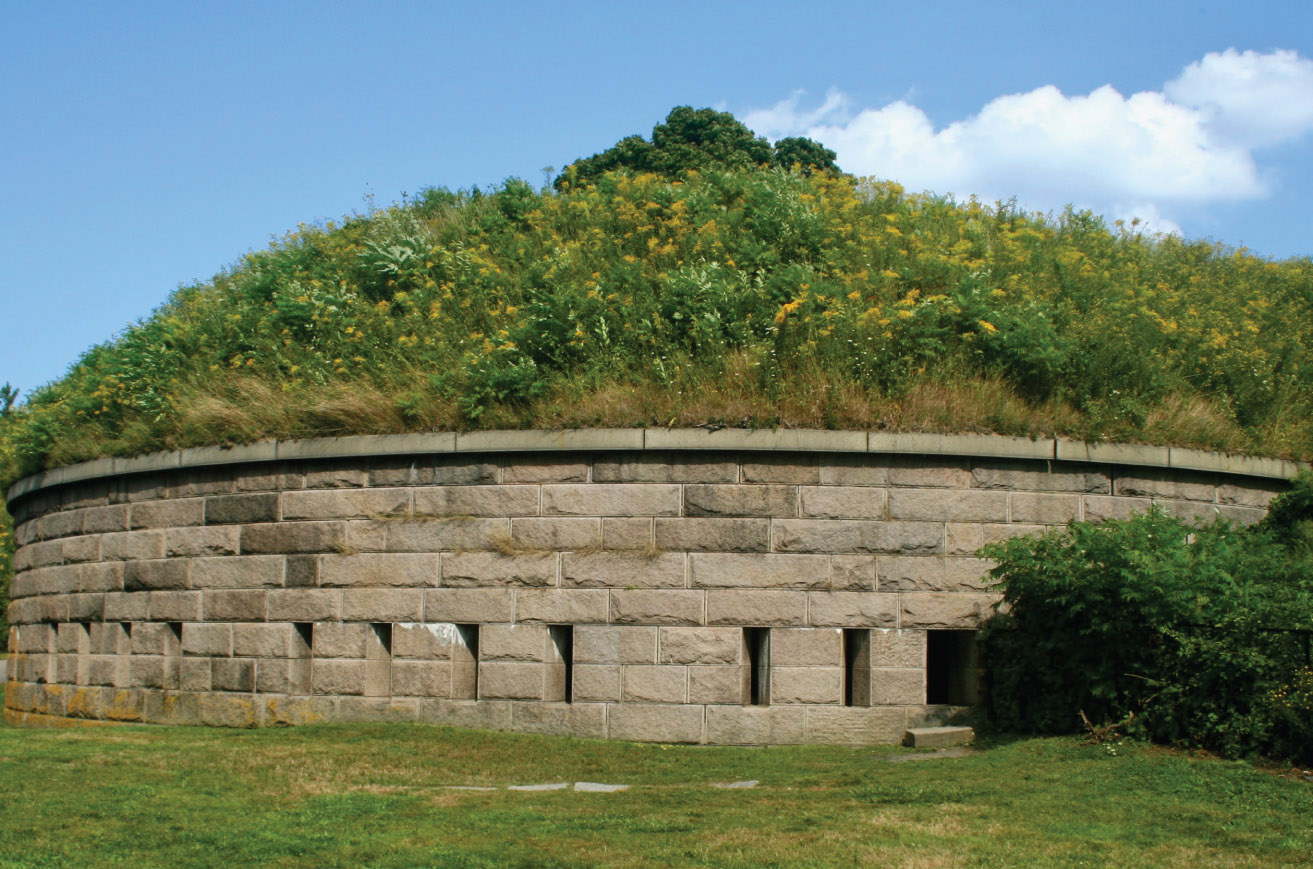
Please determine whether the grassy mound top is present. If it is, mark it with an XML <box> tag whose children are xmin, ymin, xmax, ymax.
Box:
<box><xmin>3</xmin><ymin>155</ymin><xmax>1312</xmax><ymax>494</ymax></box>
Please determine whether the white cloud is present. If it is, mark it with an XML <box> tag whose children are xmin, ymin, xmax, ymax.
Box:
<box><xmin>1164</xmin><ymin>48</ymin><xmax>1313</xmax><ymax>147</ymax></box>
<box><xmin>747</xmin><ymin>50</ymin><xmax>1313</xmax><ymax>234</ymax></box>
<box><xmin>743</xmin><ymin>88</ymin><xmax>851</xmax><ymax>140</ymax></box>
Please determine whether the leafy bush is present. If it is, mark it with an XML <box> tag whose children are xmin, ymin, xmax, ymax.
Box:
<box><xmin>981</xmin><ymin>474</ymin><xmax>1313</xmax><ymax>762</ymax></box>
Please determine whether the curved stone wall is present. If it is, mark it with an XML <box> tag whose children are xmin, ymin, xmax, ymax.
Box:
<box><xmin>3</xmin><ymin>430</ymin><xmax>1295</xmax><ymax>743</ymax></box>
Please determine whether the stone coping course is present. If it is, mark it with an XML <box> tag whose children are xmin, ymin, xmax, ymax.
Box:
<box><xmin>8</xmin><ymin>429</ymin><xmax>1304</xmax><ymax>504</ymax></box>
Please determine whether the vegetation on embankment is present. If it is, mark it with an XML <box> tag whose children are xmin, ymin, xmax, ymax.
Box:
<box><xmin>1</xmin><ymin>722</ymin><xmax>1311</xmax><ymax>866</ymax></box>
<box><xmin>2</xmin><ymin>106</ymin><xmax>1312</xmax><ymax>628</ymax></box>
<box><xmin>3</xmin><ymin>108</ymin><xmax>1313</xmax><ymax>490</ymax></box>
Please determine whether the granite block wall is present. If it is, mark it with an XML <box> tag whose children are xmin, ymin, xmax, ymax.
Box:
<box><xmin>3</xmin><ymin>436</ymin><xmax>1288</xmax><ymax>743</ymax></box>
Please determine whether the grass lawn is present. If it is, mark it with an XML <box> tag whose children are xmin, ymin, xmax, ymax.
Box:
<box><xmin>0</xmin><ymin>720</ymin><xmax>1310</xmax><ymax>867</ymax></box>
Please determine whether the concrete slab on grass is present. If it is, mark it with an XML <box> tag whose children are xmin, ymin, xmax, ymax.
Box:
<box><xmin>903</xmin><ymin>726</ymin><xmax>974</xmax><ymax>748</ymax></box>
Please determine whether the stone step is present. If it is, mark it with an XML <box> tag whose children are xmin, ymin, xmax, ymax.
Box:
<box><xmin>903</xmin><ymin>726</ymin><xmax>974</xmax><ymax>748</ymax></box>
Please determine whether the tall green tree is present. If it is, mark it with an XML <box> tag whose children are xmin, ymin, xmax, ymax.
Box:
<box><xmin>556</xmin><ymin>106</ymin><xmax>838</xmax><ymax>188</ymax></box>
<box><xmin>771</xmin><ymin>136</ymin><xmax>838</xmax><ymax>174</ymax></box>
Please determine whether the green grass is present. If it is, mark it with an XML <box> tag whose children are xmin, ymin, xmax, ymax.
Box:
<box><xmin>1</xmin><ymin>721</ymin><xmax>1309</xmax><ymax>867</ymax></box>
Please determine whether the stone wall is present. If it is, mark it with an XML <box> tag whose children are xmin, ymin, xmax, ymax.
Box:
<box><xmin>3</xmin><ymin>431</ymin><xmax>1294</xmax><ymax>743</ymax></box>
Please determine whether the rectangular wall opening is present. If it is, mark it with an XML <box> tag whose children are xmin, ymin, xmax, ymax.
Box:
<box><xmin>159</xmin><ymin>622</ymin><xmax>182</xmax><ymax>689</ymax></box>
<box><xmin>290</xmin><ymin>623</ymin><xmax>314</xmax><ymax>695</ymax></box>
<box><xmin>365</xmin><ymin>623</ymin><xmax>393</xmax><ymax>697</ymax></box>
<box><xmin>453</xmin><ymin>624</ymin><xmax>479</xmax><ymax>700</ymax></box>
<box><xmin>843</xmin><ymin>628</ymin><xmax>871</xmax><ymax>707</ymax></box>
<box><xmin>73</xmin><ymin>622</ymin><xmax>91</xmax><ymax>685</ymax></box>
<box><xmin>926</xmin><ymin>630</ymin><xmax>980</xmax><ymax>705</ymax></box>
<box><xmin>547</xmin><ymin>625</ymin><xmax>573</xmax><ymax>703</ymax></box>
<box><xmin>743</xmin><ymin>627</ymin><xmax>770</xmax><ymax>706</ymax></box>
<box><xmin>111</xmin><ymin>622</ymin><xmax>131</xmax><ymax>687</ymax></box>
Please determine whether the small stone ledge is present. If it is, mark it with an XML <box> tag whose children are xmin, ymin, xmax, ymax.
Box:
<box><xmin>903</xmin><ymin>726</ymin><xmax>974</xmax><ymax>748</ymax></box>
<box><xmin>9</xmin><ymin>429</ymin><xmax>1305</xmax><ymax>505</ymax></box>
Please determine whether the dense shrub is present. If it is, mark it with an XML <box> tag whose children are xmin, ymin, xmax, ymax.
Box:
<box><xmin>981</xmin><ymin>473</ymin><xmax>1313</xmax><ymax>762</ymax></box>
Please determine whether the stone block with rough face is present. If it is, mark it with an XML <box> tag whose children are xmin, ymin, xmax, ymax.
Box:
<box><xmin>312</xmin><ymin>622</ymin><xmax>370</xmax><ymax>659</ymax></box>
<box><xmin>654</xmin><ymin>518</ymin><xmax>770</xmax><ymax>552</ymax></box>
<box><xmin>871</xmin><ymin>668</ymin><xmax>925</xmax><ymax>705</ymax></box>
<box><xmin>807</xmin><ymin>707</ymin><xmax>907</xmax><ymax>744</ymax></box>
<box><xmin>205</xmin><ymin>589</ymin><xmax>268</xmax><ymax>621</ymax></box>
<box><xmin>562</xmin><ymin>552</ymin><xmax>685</xmax><ymax>589</ymax></box>
<box><xmin>870</xmin><ymin>629</ymin><xmax>926</xmax><ymax>669</ymax></box>
<box><xmin>479</xmin><ymin>623</ymin><xmax>551</xmax><ymax>662</ymax></box>
<box><xmin>594</xmin><ymin>453</ymin><xmax>737</xmax><ymax>483</ymax></box>
<box><xmin>340</xmin><ymin>588</ymin><xmax>423</xmax><ymax>622</ymax></box>
<box><xmin>182</xmin><ymin>623</ymin><xmax>232</xmax><ymax>658</ymax></box>
<box><xmin>131</xmin><ymin>499</ymin><xmax>205</xmax><ymax>530</ymax></box>
<box><xmin>705</xmin><ymin>590</ymin><xmax>808</xmax><ymax>626</ymax></box>
<box><xmin>149</xmin><ymin>591</ymin><xmax>203</xmax><ymax>622</ymax></box>
<box><xmin>683</xmin><ymin>485</ymin><xmax>796</xmax><ymax>518</ymax></box>
<box><xmin>413</xmin><ymin>486</ymin><xmax>539</xmax><ymax>518</ymax></box>
<box><xmin>800</xmin><ymin>487</ymin><xmax>887</xmax><ymax>520</ymax></box>
<box><xmin>241</xmin><ymin>522</ymin><xmax>345</xmax><ymax>554</ymax></box>
<box><xmin>609</xmin><ymin>590</ymin><xmax>703</xmax><ymax>626</ymax></box>
<box><xmin>621</xmin><ymin>665</ymin><xmax>687</xmax><ymax>703</ymax></box>
<box><xmin>423</xmin><ymin>588</ymin><xmax>513</xmax><ymax>623</ymax></box>
<box><xmin>384</xmin><ymin>518</ymin><xmax>508</xmax><ymax>552</ymax></box>
<box><xmin>572</xmin><ymin>664</ymin><xmax>621</xmax><ymax>701</ymax></box>
<box><xmin>900</xmin><ymin>593</ymin><xmax>999</xmax><ymax>629</ymax></box>
<box><xmin>771</xmin><ymin>628</ymin><xmax>842</xmax><ymax>667</ymax></box>
<box><xmin>391</xmin><ymin>661</ymin><xmax>452</xmax><ymax>698</ymax></box>
<box><xmin>515</xmin><ymin>589</ymin><xmax>608</xmax><ymax>624</ymax></box>
<box><xmin>478</xmin><ymin>662</ymin><xmax>548</xmax><ymax>700</ymax></box>
<box><xmin>573</xmin><ymin>626</ymin><xmax>658</xmax><ymax>664</ymax></box>
<box><xmin>687</xmin><ymin>665</ymin><xmax>742</xmax><ymax>704</ymax></box>
<box><xmin>392</xmin><ymin>622</ymin><xmax>469</xmax><ymax>660</ymax></box>
<box><xmin>267</xmin><ymin>589</ymin><xmax>339</xmax><ymax>622</ymax></box>
<box><xmin>690</xmin><ymin>553</ymin><xmax>830</xmax><ymax>589</ymax></box>
<box><xmin>607</xmin><ymin>703</ymin><xmax>703</xmax><ymax>743</ymax></box>
<box><xmin>658</xmin><ymin>627</ymin><xmax>741</xmax><ymax>664</ymax></box>
<box><xmin>500</xmin><ymin>459</ymin><xmax>588</xmax><ymax>484</ymax></box>
<box><xmin>542</xmin><ymin>484</ymin><xmax>681</xmax><ymax>517</ymax></box>
<box><xmin>1009</xmin><ymin>492</ymin><xmax>1082</xmax><ymax>525</ymax></box>
<box><xmin>772</xmin><ymin>520</ymin><xmax>944</xmax><ymax>555</ymax></box>
<box><xmin>312</xmin><ymin>660</ymin><xmax>366</xmax><ymax>696</ymax></box>
<box><xmin>205</xmin><ymin>493</ymin><xmax>279</xmax><ymax>525</ymax></box>
<box><xmin>705</xmin><ymin>705</ymin><xmax>807</xmax><ymax>745</ymax></box>
<box><xmin>320</xmin><ymin>553</ymin><xmax>438</xmax><ymax>589</ymax></box>
<box><xmin>807</xmin><ymin>592</ymin><xmax>897</xmax><ymax>628</ymax></box>
<box><xmin>770</xmin><ymin>667</ymin><xmax>842</xmax><ymax>705</ymax></box>
<box><xmin>440</xmin><ymin>552</ymin><xmax>556</xmax><ymax>588</ymax></box>
<box><xmin>511</xmin><ymin>518</ymin><xmax>600</xmax><ymax>551</ymax></box>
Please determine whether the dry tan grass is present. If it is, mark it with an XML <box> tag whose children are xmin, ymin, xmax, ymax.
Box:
<box><xmin>1143</xmin><ymin>392</ymin><xmax>1250</xmax><ymax>452</ymax></box>
<box><xmin>156</xmin><ymin>363</ymin><xmax>1309</xmax><ymax>463</ymax></box>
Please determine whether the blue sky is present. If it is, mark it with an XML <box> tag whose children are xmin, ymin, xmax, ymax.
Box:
<box><xmin>3</xmin><ymin>0</ymin><xmax>1311</xmax><ymax>397</ymax></box>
